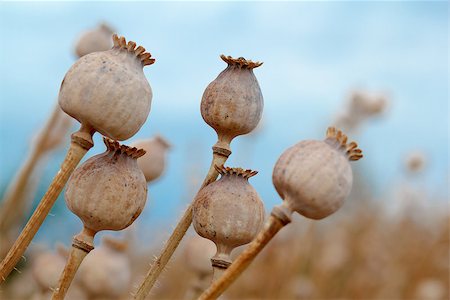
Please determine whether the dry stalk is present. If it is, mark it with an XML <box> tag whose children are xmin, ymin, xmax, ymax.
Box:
<box><xmin>0</xmin><ymin>124</ymin><xmax>94</xmax><ymax>282</ymax></box>
<box><xmin>52</xmin><ymin>138</ymin><xmax>146</xmax><ymax>299</ymax></box>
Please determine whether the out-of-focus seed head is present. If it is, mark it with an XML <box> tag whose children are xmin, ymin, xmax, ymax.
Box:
<box><xmin>415</xmin><ymin>278</ymin><xmax>446</xmax><ymax>300</ymax></box>
<box><xmin>272</xmin><ymin>127</ymin><xmax>363</xmax><ymax>220</ymax></box>
<box><xmin>200</xmin><ymin>55</ymin><xmax>264</xmax><ymax>150</ymax></box>
<box><xmin>65</xmin><ymin>138</ymin><xmax>147</xmax><ymax>233</ymax></box>
<box><xmin>31</xmin><ymin>245</ymin><xmax>68</xmax><ymax>292</ymax></box>
<box><xmin>334</xmin><ymin>90</ymin><xmax>388</xmax><ymax>132</ymax></box>
<box><xmin>193</xmin><ymin>165</ymin><xmax>264</xmax><ymax>264</ymax></box>
<box><xmin>41</xmin><ymin>108</ymin><xmax>73</xmax><ymax>152</ymax></box>
<box><xmin>184</xmin><ymin>235</ymin><xmax>217</xmax><ymax>275</ymax></box>
<box><xmin>131</xmin><ymin>135</ymin><xmax>171</xmax><ymax>182</ymax></box>
<box><xmin>77</xmin><ymin>236</ymin><xmax>131</xmax><ymax>298</ymax></box>
<box><xmin>405</xmin><ymin>150</ymin><xmax>427</xmax><ymax>173</ymax></box>
<box><xmin>59</xmin><ymin>34</ymin><xmax>154</xmax><ymax>141</ymax></box>
<box><xmin>74</xmin><ymin>23</ymin><xmax>115</xmax><ymax>58</ymax></box>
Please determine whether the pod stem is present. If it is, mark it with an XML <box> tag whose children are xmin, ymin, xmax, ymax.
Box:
<box><xmin>52</xmin><ymin>227</ymin><xmax>95</xmax><ymax>300</ymax></box>
<box><xmin>133</xmin><ymin>147</ymin><xmax>230</xmax><ymax>300</ymax></box>
<box><xmin>0</xmin><ymin>124</ymin><xmax>94</xmax><ymax>283</ymax></box>
<box><xmin>198</xmin><ymin>205</ymin><xmax>292</xmax><ymax>300</ymax></box>
<box><xmin>0</xmin><ymin>103</ymin><xmax>66</xmax><ymax>255</ymax></box>
<box><xmin>211</xmin><ymin>247</ymin><xmax>232</xmax><ymax>283</ymax></box>
<box><xmin>212</xmin><ymin>265</ymin><xmax>227</xmax><ymax>283</ymax></box>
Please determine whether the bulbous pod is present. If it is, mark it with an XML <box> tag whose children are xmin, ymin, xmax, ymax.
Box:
<box><xmin>131</xmin><ymin>135</ymin><xmax>171</xmax><ymax>182</ymax></box>
<box><xmin>59</xmin><ymin>34</ymin><xmax>155</xmax><ymax>141</ymax></box>
<box><xmin>272</xmin><ymin>127</ymin><xmax>363</xmax><ymax>220</ymax></box>
<box><xmin>65</xmin><ymin>138</ymin><xmax>147</xmax><ymax>232</ymax></box>
<box><xmin>77</xmin><ymin>237</ymin><xmax>131</xmax><ymax>299</ymax></box>
<box><xmin>32</xmin><ymin>246</ymin><xmax>68</xmax><ymax>291</ymax></box>
<box><xmin>184</xmin><ymin>235</ymin><xmax>217</xmax><ymax>276</ymax></box>
<box><xmin>193</xmin><ymin>166</ymin><xmax>264</xmax><ymax>265</ymax></box>
<box><xmin>74</xmin><ymin>23</ymin><xmax>114</xmax><ymax>58</ymax></box>
<box><xmin>201</xmin><ymin>55</ymin><xmax>264</xmax><ymax>151</ymax></box>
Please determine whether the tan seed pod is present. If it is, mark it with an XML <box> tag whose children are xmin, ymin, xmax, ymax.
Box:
<box><xmin>184</xmin><ymin>235</ymin><xmax>217</xmax><ymax>276</ymax></box>
<box><xmin>52</xmin><ymin>139</ymin><xmax>147</xmax><ymax>300</ymax></box>
<box><xmin>74</xmin><ymin>23</ymin><xmax>115</xmax><ymax>58</ymax></box>
<box><xmin>77</xmin><ymin>237</ymin><xmax>131</xmax><ymax>299</ymax></box>
<box><xmin>66</xmin><ymin>138</ymin><xmax>147</xmax><ymax>232</ymax></box>
<box><xmin>32</xmin><ymin>245</ymin><xmax>68</xmax><ymax>292</ymax></box>
<box><xmin>193</xmin><ymin>166</ymin><xmax>264</xmax><ymax>279</ymax></box>
<box><xmin>201</xmin><ymin>55</ymin><xmax>264</xmax><ymax>153</ymax></box>
<box><xmin>59</xmin><ymin>34</ymin><xmax>154</xmax><ymax>141</ymax></box>
<box><xmin>272</xmin><ymin>127</ymin><xmax>363</xmax><ymax>220</ymax></box>
<box><xmin>131</xmin><ymin>135</ymin><xmax>171</xmax><ymax>182</ymax></box>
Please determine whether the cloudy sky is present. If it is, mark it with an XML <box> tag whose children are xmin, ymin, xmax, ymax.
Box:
<box><xmin>0</xmin><ymin>1</ymin><xmax>447</xmax><ymax>243</ymax></box>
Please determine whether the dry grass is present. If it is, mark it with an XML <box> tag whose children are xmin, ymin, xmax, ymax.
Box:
<box><xmin>2</xmin><ymin>194</ymin><xmax>448</xmax><ymax>300</ymax></box>
<box><xmin>135</xmin><ymin>200</ymin><xmax>449</xmax><ymax>300</ymax></box>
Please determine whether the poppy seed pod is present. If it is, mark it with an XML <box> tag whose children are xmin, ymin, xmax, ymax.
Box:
<box><xmin>131</xmin><ymin>135</ymin><xmax>171</xmax><ymax>182</ymax></box>
<box><xmin>184</xmin><ymin>236</ymin><xmax>217</xmax><ymax>276</ymax></box>
<box><xmin>65</xmin><ymin>138</ymin><xmax>147</xmax><ymax>232</ymax></box>
<box><xmin>59</xmin><ymin>34</ymin><xmax>154</xmax><ymax>141</ymax></box>
<box><xmin>193</xmin><ymin>166</ymin><xmax>264</xmax><ymax>269</ymax></box>
<box><xmin>201</xmin><ymin>55</ymin><xmax>263</xmax><ymax>153</ymax></box>
<box><xmin>272</xmin><ymin>127</ymin><xmax>363</xmax><ymax>220</ymax></box>
<box><xmin>32</xmin><ymin>246</ymin><xmax>68</xmax><ymax>292</ymax></box>
<box><xmin>74</xmin><ymin>23</ymin><xmax>114</xmax><ymax>58</ymax></box>
<box><xmin>77</xmin><ymin>237</ymin><xmax>131</xmax><ymax>299</ymax></box>
<box><xmin>52</xmin><ymin>139</ymin><xmax>146</xmax><ymax>300</ymax></box>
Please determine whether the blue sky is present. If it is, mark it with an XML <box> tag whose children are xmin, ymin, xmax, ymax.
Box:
<box><xmin>0</xmin><ymin>1</ymin><xmax>448</xmax><ymax>243</ymax></box>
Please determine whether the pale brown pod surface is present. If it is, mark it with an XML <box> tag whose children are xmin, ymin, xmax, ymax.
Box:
<box><xmin>32</xmin><ymin>247</ymin><xmax>67</xmax><ymax>291</ymax></box>
<box><xmin>201</xmin><ymin>55</ymin><xmax>264</xmax><ymax>143</ymax></box>
<box><xmin>65</xmin><ymin>138</ymin><xmax>147</xmax><ymax>232</ymax></box>
<box><xmin>77</xmin><ymin>237</ymin><xmax>131</xmax><ymax>298</ymax></box>
<box><xmin>131</xmin><ymin>135</ymin><xmax>171</xmax><ymax>182</ymax></box>
<box><xmin>59</xmin><ymin>34</ymin><xmax>154</xmax><ymax>141</ymax></box>
<box><xmin>193</xmin><ymin>166</ymin><xmax>264</xmax><ymax>261</ymax></box>
<box><xmin>184</xmin><ymin>235</ymin><xmax>217</xmax><ymax>275</ymax></box>
<box><xmin>272</xmin><ymin>127</ymin><xmax>363</xmax><ymax>219</ymax></box>
<box><xmin>74</xmin><ymin>23</ymin><xmax>114</xmax><ymax>58</ymax></box>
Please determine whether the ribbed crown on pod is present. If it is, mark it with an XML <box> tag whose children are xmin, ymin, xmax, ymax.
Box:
<box><xmin>220</xmin><ymin>55</ymin><xmax>263</xmax><ymax>69</ymax></box>
<box><xmin>112</xmin><ymin>34</ymin><xmax>155</xmax><ymax>66</ymax></box>
<box><xmin>215</xmin><ymin>165</ymin><xmax>258</xmax><ymax>179</ymax></box>
<box><xmin>325</xmin><ymin>127</ymin><xmax>363</xmax><ymax>161</ymax></box>
<box><xmin>103</xmin><ymin>138</ymin><xmax>146</xmax><ymax>159</ymax></box>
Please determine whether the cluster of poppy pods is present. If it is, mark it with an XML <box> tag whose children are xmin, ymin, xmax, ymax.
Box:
<box><xmin>0</xmin><ymin>33</ymin><xmax>362</xmax><ymax>300</ymax></box>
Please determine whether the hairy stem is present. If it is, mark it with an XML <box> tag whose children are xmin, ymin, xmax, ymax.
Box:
<box><xmin>133</xmin><ymin>150</ymin><xmax>229</xmax><ymax>300</ymax></box>
<box><xmin>52</xmin><ymin>227</ymin><xmax>95</xmax><ymax>300</ymax></box>
<box><xmin>0</xmin><ymin>125</ymin><xmax>94</xmax><ymax>283</ymax></box>
<box><xmin>198</xmin><ymin>213</ymin><xmax>289</xmax><ymax>300</ymax></box>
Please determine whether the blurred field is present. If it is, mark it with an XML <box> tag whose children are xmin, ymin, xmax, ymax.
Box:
<box><xmin>141</xmin><ymin>196</ymin><xmax>449</xmax><ymax>300</ymax></box>
<box><xmin>2</xmin><ymin>167</ymin><xmax>448</xmax><ymax>300</ymax></box>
